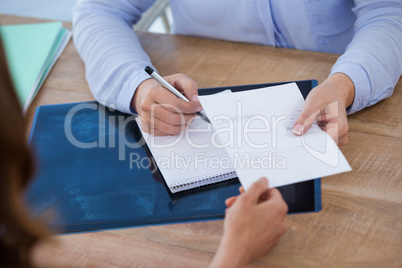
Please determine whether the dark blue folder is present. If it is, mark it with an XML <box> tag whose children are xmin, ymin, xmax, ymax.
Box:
<box><xmin>27</xmin><ymin>80</ymin><xmax>321</xmax><ymax>234</ymax></box>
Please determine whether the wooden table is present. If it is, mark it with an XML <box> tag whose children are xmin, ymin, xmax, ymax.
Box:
<box><xmin>2</xmin><ymin>15</ymin><xmax>401</xmax><ymax>267</ymax></box>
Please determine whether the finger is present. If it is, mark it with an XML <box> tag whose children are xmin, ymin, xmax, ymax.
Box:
<box><xmin>243</xmin><ymin>177</ymin><xmax>269</xmax><ymax>204</ymax></box>
<box><xmin>165</xmin><ymin>73</ymin><xmax>199</xmax><ymax>101</ymax></box>
<box><xmin>152</xmin><ymin>86</ymin><xmax>201</xmax><ymax>114</ymax></box>
<box><xmin>325</xmin><ymin>122</ymin><xmax>339</xmax><ymax>144</ymax></box>
<box><xmin>263</xmin><ymin>188</ymin><xmax>288</xmax><ymax>217</ymax></box>
<box><xmin>154</xmin><ymin>93</ymin><xmax>201</xmax><ymax>115</ymax></box>
<box><xmin>292</xmin><ymin>103</ymin><xmax>321</xmax><ymax>136</ymax></box>
<box><xmin>317</xmin><ymin>120</ymin><xmax>327</xmax><ymax>130</ymax></box>
<box><xmin>326</xmin><ymin>105</ymin><xmax>348</xmax><ymax>145</ymax></box>
<box><xmin>239</xmin><ymin>186</ymin><xmax>245</xmax><ymax>194</ymax></box>
<box><xmin>258</xmin><ymin>190</ymin><xmax>270</xmax><ymax>203</ymax></box>
<box><xmin>323</xmin><ymin>100</ymin><xmax>340</xmax><ymax>121</ymax></box>
<box><xmin>267</xmin><ymin>188</ymin><xmax>285</xmax><ymax>203</ymax></box>
<box><xmin>140</xmin><ymin>114</ymin><xmax>185</xmax><ymax>135</ymax></box>
<box><xmin>151</xmin><ymin>104</ymin><xmax>196</xmax><ymax>125</ymax></box>
<box><xmin>338</xmin><ymin>133</ymin><xmax>348</xmax><ymax>146</ymax></box>
<box><xmin>139</xmin><ymin>117</ymin><xmax>171</xmax><ymax>136</ymax></box>
<box><xmin>318</xmin><ymin>120</ymin><xmax>348</xmax><ymax>146</ymax></box>
<box><xmin>326</xmin><ymin>117</ymin><xmax>348</xmax><ymax>145</ymax></box>
<box><xmin>225</xmin><ymin>196</ymin><xmax>237</xmax><ymax>208</ymax></box>
<box><xmin>292</xmin><ymin>90</ymin><xmax>324</xmax><ymax>136</ymax></box>
<box><xmin>163</xmin><ymin>74</ymin><xmax>202</xmax><ymax>113</ymax></box>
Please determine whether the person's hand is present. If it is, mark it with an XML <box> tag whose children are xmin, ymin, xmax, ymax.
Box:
<box><xmin>210</xmin><ymin>178</ymin><xmax>288</xmax><ymax>268</ymax></box>
<box><xmin>292</xmin><ymin>73</ymin><xmax>355</xmax><ymax>146</ymax></box>
<box><xmin>131</xmin><ymin>73</ymin><xmax>202</xmax><ymax>136</ymax></box>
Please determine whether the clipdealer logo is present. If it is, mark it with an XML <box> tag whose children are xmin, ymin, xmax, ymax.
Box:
<box><xmin>63</xmin><ymin>101</ymin><xmax>341</xmax><ymax>170</ymax></box>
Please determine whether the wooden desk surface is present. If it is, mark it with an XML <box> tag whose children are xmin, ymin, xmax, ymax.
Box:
<box><xmin>2</xmin><ymin>15</ymin><xmax>401</xmax><ymax>267</ymax></box>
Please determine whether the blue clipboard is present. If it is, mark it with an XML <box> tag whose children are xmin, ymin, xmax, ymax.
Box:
<box><xmin>26</xmin><ymin>80</ymin><xmax>321</xmax><ymax>234</ymax></box>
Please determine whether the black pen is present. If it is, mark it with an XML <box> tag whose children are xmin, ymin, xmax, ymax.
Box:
<box><xmin>144</xmin><ymin>66</ymin><xmax>210</xmax><ymax>124</ymax></box>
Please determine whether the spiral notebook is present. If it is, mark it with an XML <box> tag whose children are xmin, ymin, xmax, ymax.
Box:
<box><xmin>137</xmin><ymin>102</ymin><xmax>237</xmax><ymax>193</ymax></box>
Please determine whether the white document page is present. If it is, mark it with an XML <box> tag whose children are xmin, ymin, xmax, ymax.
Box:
<box><xmin>136</xmin><ymin>89</ymin><xmax>236</xmax><ymax>192</ymax></box>
<box><xmin>198</xmin><ymin>83</ymin><xmax>351</xmax><ymax>190</ymax></box>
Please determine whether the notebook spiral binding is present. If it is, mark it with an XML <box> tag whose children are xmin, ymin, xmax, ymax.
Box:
<box><xmin>170</xmin><ymin>169</ymin><xmax>237</xmax><ymax>193</ymax></box>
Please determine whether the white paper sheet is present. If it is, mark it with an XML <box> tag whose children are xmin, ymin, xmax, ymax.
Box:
<box><xmin>198</xmin><ymin>83</ymin><xmax>351</xmax><ymax>190</ymax></box>
<box><xmin>136</xmin><ymin>89</ymin><xmax>237</xmax><ymax>192</ymax></box>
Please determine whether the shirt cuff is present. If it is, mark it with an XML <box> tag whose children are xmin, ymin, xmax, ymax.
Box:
<box><xmin>330</xmin><ymin>62</ymin><xmax>372</xmax><ymax>115</ymax></box>
<box><xmin>115</xmin><ymin>66</ymin><xmax>155</xmax><ymax>115</ymax></box>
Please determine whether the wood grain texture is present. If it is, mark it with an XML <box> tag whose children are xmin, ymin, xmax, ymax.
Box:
<box><xmin>1</xmin><ymin>15</ymin><xmax>401</xmax><ymax>268</ymax></box>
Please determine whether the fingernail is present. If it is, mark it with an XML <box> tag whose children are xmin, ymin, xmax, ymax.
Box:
<box><xmin>196</xmin><ymin>106</ymin><xmax>203</xmax><ymax>112</ymax></box>
<box><xmin>192</xmin><ymin>95</ymin><xmax>200</xmax><ymax>103</ymax></box>
<box><xmin>258</xmin><ymin>177</ymin><xmax>267</xmax><ymax>184</ymax></box>
<box><xmin>292</xmin><ymin>124</ymin><xmax>304</xmax><ymax>135</ymax></box>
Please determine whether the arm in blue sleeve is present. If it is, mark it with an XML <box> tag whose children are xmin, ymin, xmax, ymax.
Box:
<box><xmin>73</xmin><ymin>0</ymin><xmax>157</xmax><ymax>114</ymax></box>
<box><xmin>330</xmin><ymin>0</ymin><xmax>402</xmax><ymax>114</ymax></box>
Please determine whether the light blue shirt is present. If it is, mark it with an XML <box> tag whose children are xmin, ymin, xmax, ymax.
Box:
<box><xmin>73</xmin><ymin>0</ymin><xmax>402</xmax><ymax>115</ymax></box>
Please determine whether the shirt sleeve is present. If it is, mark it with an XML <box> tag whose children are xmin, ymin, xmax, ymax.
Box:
<box><xmin>72</xmin><ymin>0</ymin><xmax>157</xmax><ymax>114</ymax></box>
<box><xmin>329</xmin><ymin>0</ymin><xmax>402</xmax><ymax>114</ymax></box>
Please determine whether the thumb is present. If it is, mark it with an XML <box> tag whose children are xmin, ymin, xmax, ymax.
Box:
<box><xmin>244</xmin><ymin>177</ymin><xmax>269</xmax><ymax>204</ymax></box>
<box><xmin>292</xmin><ymin>99</ymin><xmax>320</xmax><ymax>136</ymax></box>
<box><xmin>225</xmin><ymin>196</ymin><xmax>237</xmax><ymax>208</ymax></box>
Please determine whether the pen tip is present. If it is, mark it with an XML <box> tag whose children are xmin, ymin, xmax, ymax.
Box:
<box><xmin>145</xmin><ymin>66</ymin><xmax>154</xmax><ymax>75</ymax></box>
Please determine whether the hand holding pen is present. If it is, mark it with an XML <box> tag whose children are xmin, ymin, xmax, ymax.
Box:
<box><xmin>131</xmin><ymin>67</ymin><xmax>207</xmax><ymax>136</ymax></box>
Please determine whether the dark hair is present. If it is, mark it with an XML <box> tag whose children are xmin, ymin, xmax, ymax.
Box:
<box><xmin>0</xmin><ymin>37</ymin><xmax>47</xmax><ymax>267</ymax></box>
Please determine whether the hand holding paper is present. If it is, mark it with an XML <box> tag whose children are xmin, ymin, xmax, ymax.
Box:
<box><xmin>198</xmin><ymin>83</ymin><xmax>351</xmax><ymax>190</ymax></box>
<box><xmin>292</xmin><ymin>73</ymin><xmax>354</xmax><ymax>146</ymax></box>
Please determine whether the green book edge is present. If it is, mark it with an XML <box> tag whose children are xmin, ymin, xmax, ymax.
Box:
<box><xmin>0</xmin><ymin>22</ymin><xmax>70</xmax><ymax>109</ymax></box>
